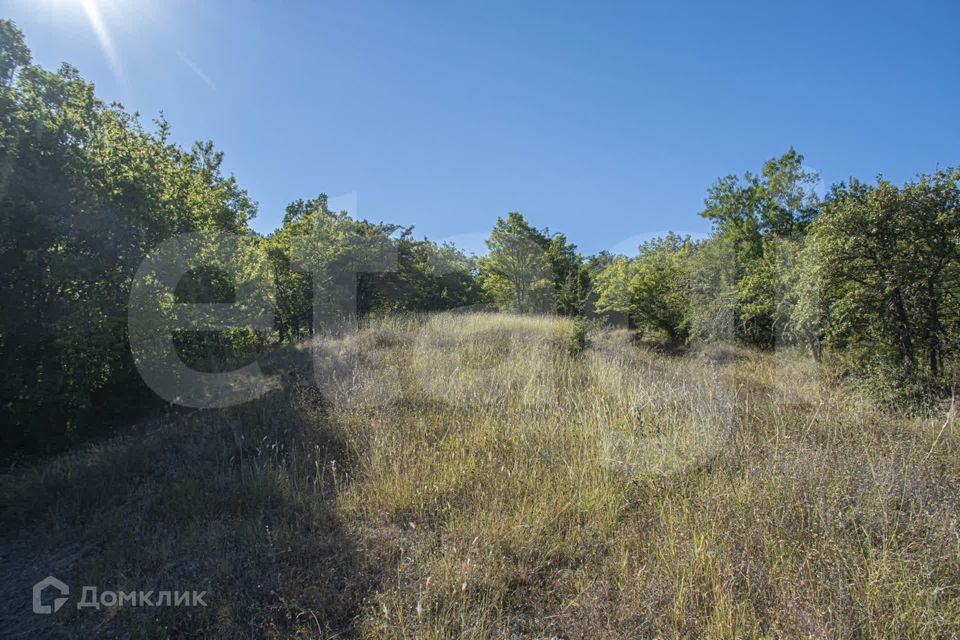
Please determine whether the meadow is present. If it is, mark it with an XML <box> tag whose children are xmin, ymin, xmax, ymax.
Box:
<box><xmin>2</xmin><ymin>312</ymin><xmax>958</xmax><ymax>638</ymax></box>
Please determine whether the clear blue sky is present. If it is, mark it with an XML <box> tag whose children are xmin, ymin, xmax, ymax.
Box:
<box><xmin>4</xmin><ymin>0</ymin><xmax>958</xmax><ymax>255</ymax></box>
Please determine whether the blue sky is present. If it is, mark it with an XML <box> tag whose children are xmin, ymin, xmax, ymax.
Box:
<box><xmin>3</xmin><ymin>0</ymin><xmax>958</xmax><ymax>255</ymax></box>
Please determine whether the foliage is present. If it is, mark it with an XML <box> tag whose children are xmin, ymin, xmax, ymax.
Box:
<box><xmin>809</xmin><ymin>170</ymin><xmax>960</xmax><ymax>390</ymax></box>
<box><xmin>628</xmin><ymin>233</ymin><xmax>696</xmax><ymax>343</ymax></box>
<box><xmin>0</xmin><ymin>22</ymin><xmax>256</xmax><ymax>452</ymax></box>
<box><xmin>593</xmin><ymin>233</ymin><xmax>695</xmax><ymax>343</ymax></box>
<box><xmin>566</xmin><ymin>317</ymin><xmax>589</xmax><ymax>357</ymax></box>
<box><xmin>266</xmin><ymin>194</ymin><xmax>482</xmax><ymax>338</ymax></box>
<box><xmin>700</xmin><ymin>148</ymin><xmax>820</xmax><ymax>347</ymax></box>
<box><xmin>0</xmin><ymin>21</ymin><xmax>483</xmax><ymax>455</ymax></box>
<box><xmin>477</xmin><ymin>212</ymin><xmax>590</xmax><ymax>315</ymax></box>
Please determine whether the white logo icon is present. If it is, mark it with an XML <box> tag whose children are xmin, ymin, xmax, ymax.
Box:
<box><xmin>32</xmin><ymin>576</ymin><xmax>69</xmax><ymax>614</ymax></box>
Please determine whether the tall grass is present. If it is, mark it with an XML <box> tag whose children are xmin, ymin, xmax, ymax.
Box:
<box><xmin>2</xmin><ymin>313</ymin><xmax>958</xmax><ymax>638</ymax></box>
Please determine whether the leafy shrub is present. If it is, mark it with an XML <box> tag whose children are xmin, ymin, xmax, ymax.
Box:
<box><xmin>566</xmin><ymin>319</ymin><xmax>590</xmax><ymax>357</ymax></box>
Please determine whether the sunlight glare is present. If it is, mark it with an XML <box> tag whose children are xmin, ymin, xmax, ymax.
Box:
<box><xmin>80</xmin><ymin>0</ymin><xmax>123</xmax><ymax>79</ymax></box>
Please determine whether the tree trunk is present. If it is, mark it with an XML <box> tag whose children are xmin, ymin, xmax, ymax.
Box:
<box><xmin>926</xmin><ymin>276</ymin><xmax>942</xmax><ymax>381</ymax></box>
<box><xmin>890</xmin><ymin>286</ymin><xmax>914</xmax><ymax>371</ymax></box>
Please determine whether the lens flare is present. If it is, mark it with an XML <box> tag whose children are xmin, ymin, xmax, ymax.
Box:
<box><xmin>80</xmin><ymin>0</ymin><xmax>122</xmax><ymax>79</ymax></box>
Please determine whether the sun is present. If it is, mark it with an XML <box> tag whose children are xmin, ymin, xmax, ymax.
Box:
<box><xmin>32</xmin><ymin>0</ymin><xmax>125</xmax><ymax>78</ymax></box>
<box><xmin>78</xmin><ymin>0</ymin><xmax>122</xmax><ymax>77</ymax></box>
<box><xmin>22</xmin><ymin>0</ymin><xmax>174</xmax><ymax>85</ymax></box>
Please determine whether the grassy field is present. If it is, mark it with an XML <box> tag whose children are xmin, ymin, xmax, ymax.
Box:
<box><xmin>2</xmin><ymin>313</ymin><xmax>959</xmax><ymax>638</ymax></box>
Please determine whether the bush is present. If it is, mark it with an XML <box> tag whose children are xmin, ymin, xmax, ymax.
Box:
<box><xmin>567</xmin><ymin>318</ymin><xmax>590</xmax><ymax>357</ymax></box>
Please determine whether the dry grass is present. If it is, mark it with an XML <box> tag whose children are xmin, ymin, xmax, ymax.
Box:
<box><xmin>2</xmin><ymin>313</ymin><xmax>959</xmax><ymax>638</ymax></box>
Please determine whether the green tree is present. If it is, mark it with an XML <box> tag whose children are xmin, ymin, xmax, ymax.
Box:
<box><xmin>477</xmin><ymin>213</ymin><xmax>589</xmax><ymax>315</ymax></box>
<box><xmin>477</xmin><ymin>213</ymin><xmax>553</xmax><ymax>313</ymax></box>
<box><xmin>629</xmin><ymin>234</ymin><xmax>696</xmax><ymax>344</ymax></box>
<box><xmin>809</xmin><ymin>170</ymin><xmax>960</xmax><ymax>387</ymax></box>
<box><xmin>266</xmin><ymin>195</ymin><xmax>482</xmax><ymax>337</ymax></box>
<box><xmin>546</xmin><ymin>233</ymin><xmax>590</xmax><ymax>316</ymax></box>
<box><xmin>592</xmin><ymin>234</ymin><xmax>696</xmax><ymax>343</ymax></box>
<box><xmin>592</xmin><ymin>255</ymin><xmax>636</xmax><ymax>318</ymax></box>
<box><xmin>700</xmin><ymin>148</ymin><xmax>820</xmax><ymax>347</ymax></box>
<box><xmin>0</xmin><ymin>21</ymin><xmax>258</xmax><ymax>453</ymax></box>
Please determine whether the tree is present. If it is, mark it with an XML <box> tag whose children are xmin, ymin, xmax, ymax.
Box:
<box><xmin>592</xmin><ymin>255</ymin><xmax>637</xmax><ymax>317</ymax></box>
<box><xmin>267</xmin><ymin>195</ymin><xmax>483</xmax><ymax>337</ymax></box>
<box><xmin>592</xmin><ymin>234</ymin><xmax>696</xmax><ymax>343</ymax></box>
<box><xmin>477</xmin><ymin>213</ymin><xmax>553</xmax><ymax>313</ymax></box>
<box><xmin>375</xmin><ymin>233</ymin><xmax>481</xmax><ymax>313</ymax></box>
<box><xmin>546</xmin><ymin>233</ymin><xmax>590</xmax><ymax>316</ymax></box>
<box><xmin>700</xmin><ymin>149</ymin><xmax>821</xmax><ymax>347</ymax></box>
<box><xmin>809</xmin><ymin>170</ymin><xmax>960</xmax><ymax>386</ymax></box>
<box><xmin>629</xmin><ymin>234</ymin><xmax>696</xmax><ymax>344</ymax></box>
<box><xmin>0</xmin><ymin>21</ymin><xmax>259</xmax><ymax>453</ymax></box>
<box><xmin>477</xmin><ymin>213</ymin><xmax>590</xmax><ymax>316</ymax></box>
